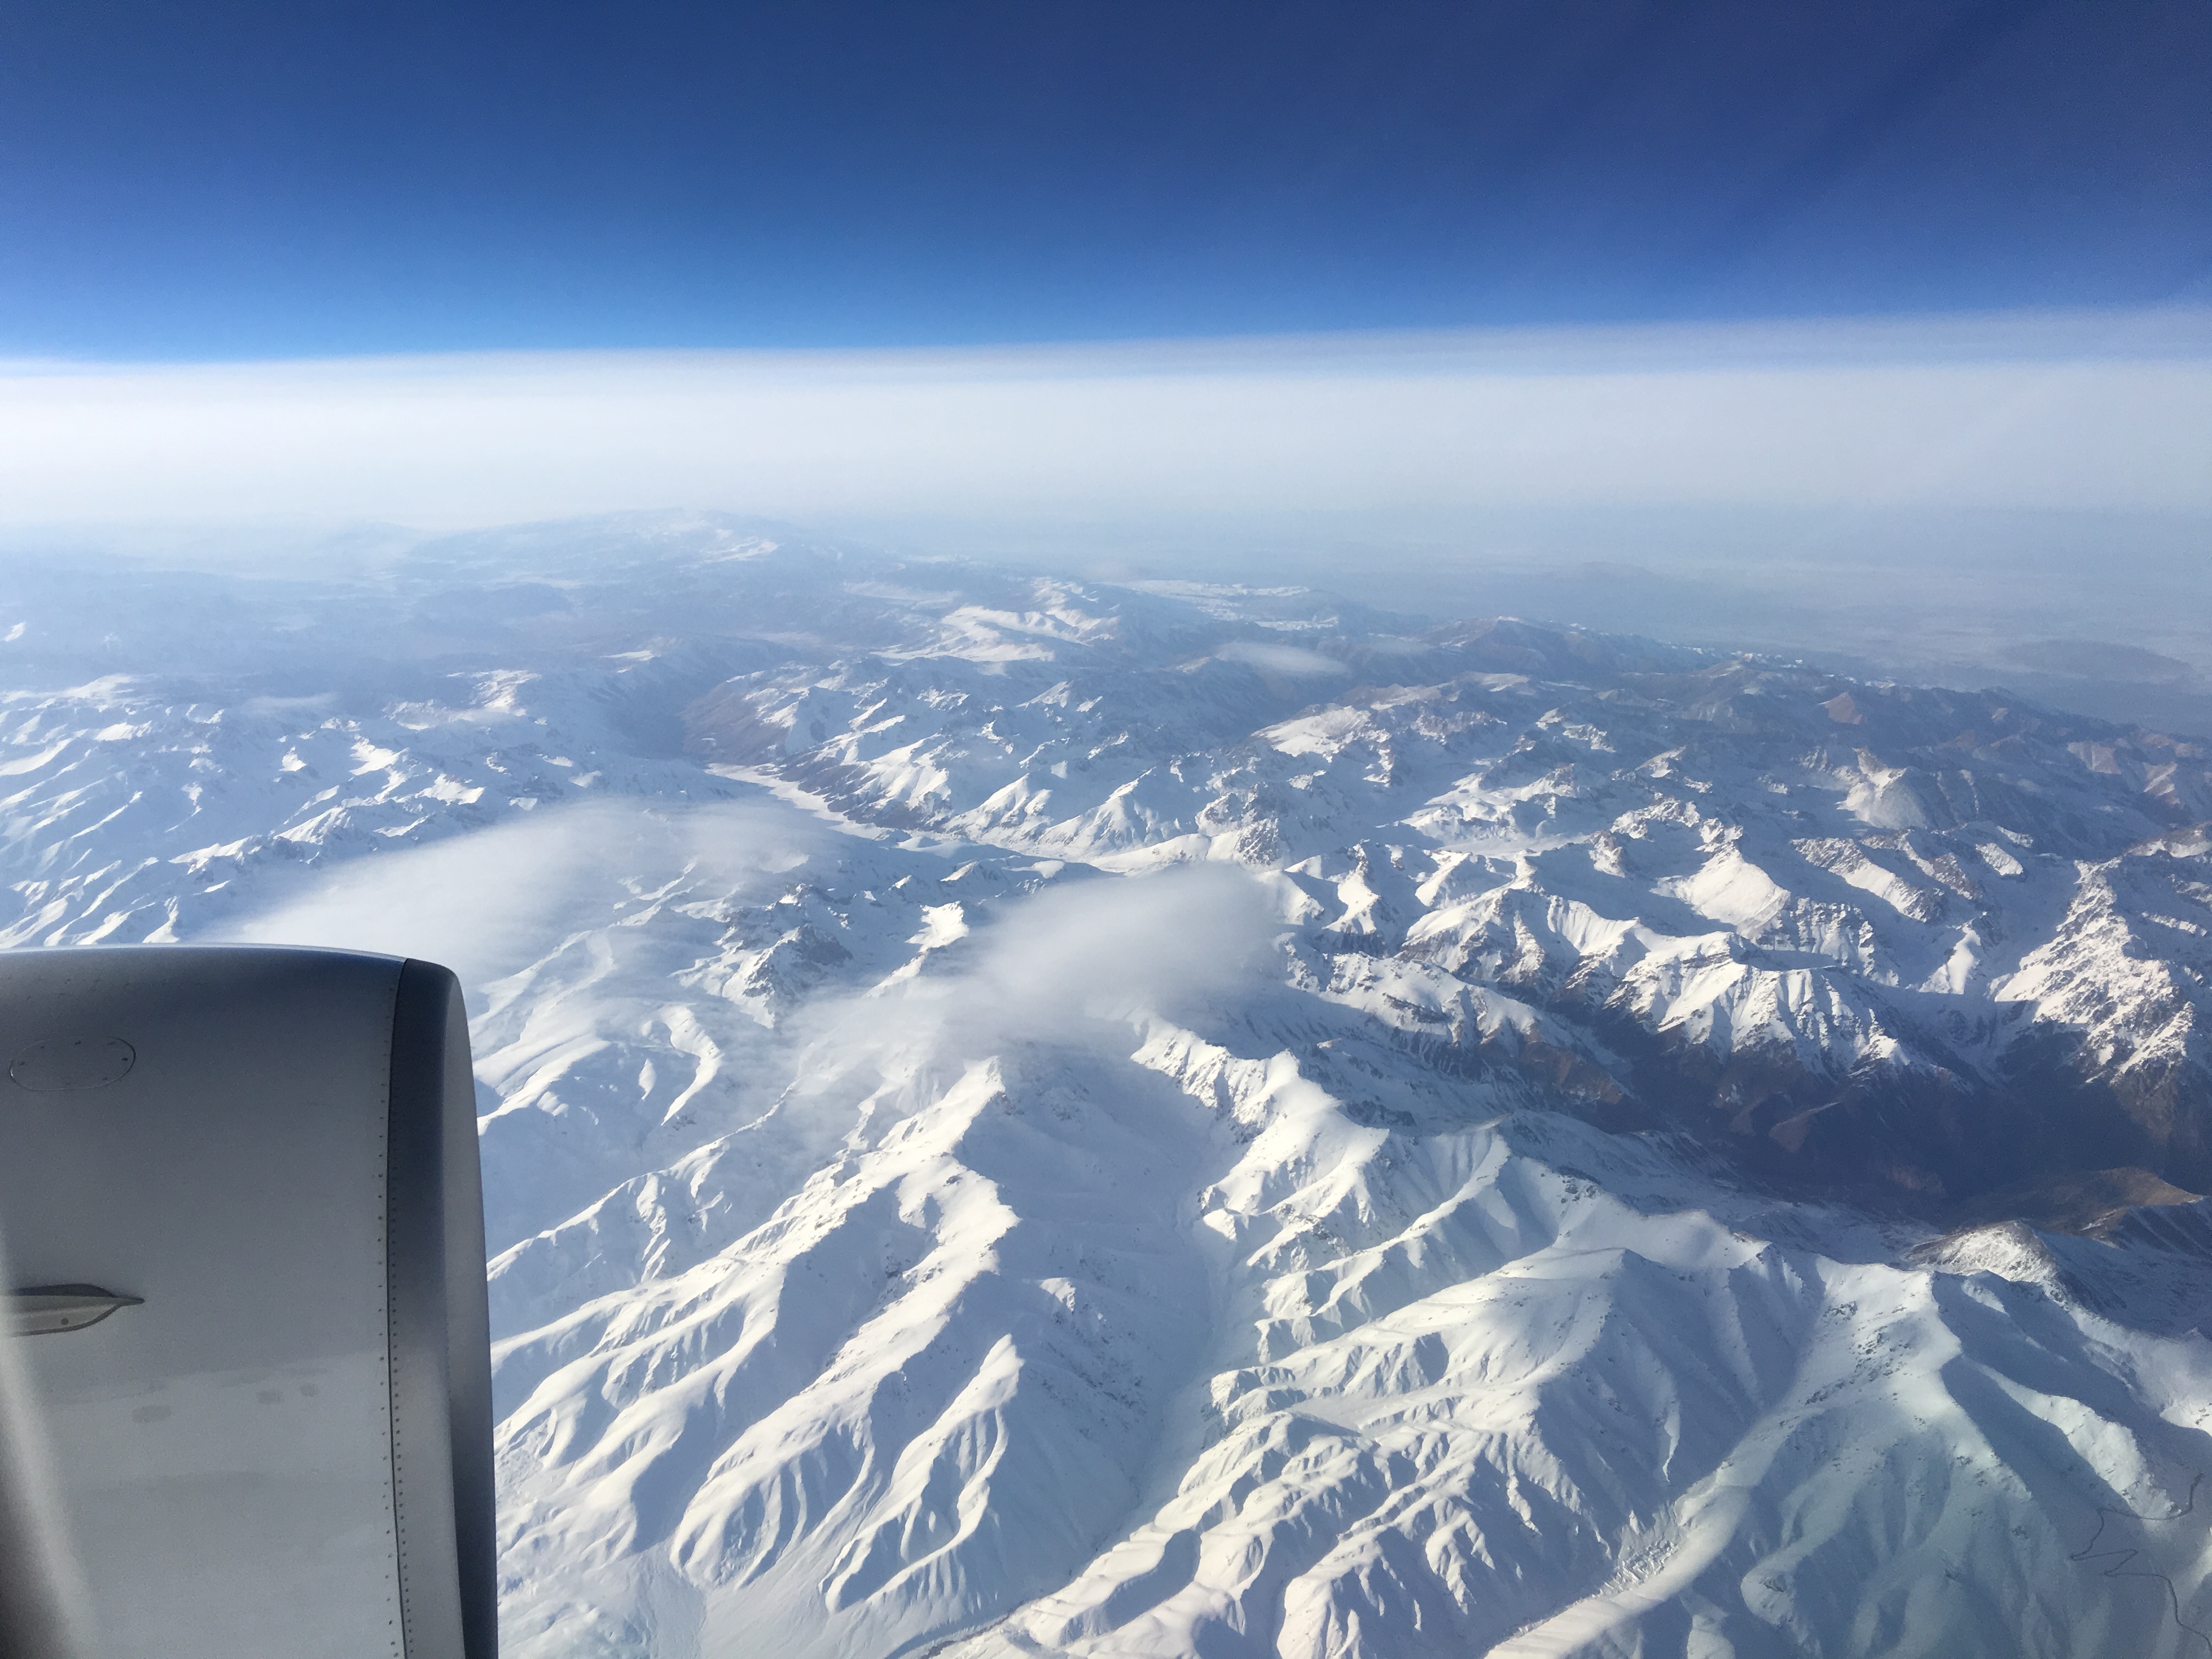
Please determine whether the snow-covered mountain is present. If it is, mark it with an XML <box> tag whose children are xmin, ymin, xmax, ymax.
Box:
<box><xmin>7</xmin><ymin>514</ymin><xmax>2212</xmax><ymax>1657</ymax></box>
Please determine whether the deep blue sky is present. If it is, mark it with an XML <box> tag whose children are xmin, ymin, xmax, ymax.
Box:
<box><xmin>2</xmin><ymin>1</ymin><xmax>2207</xmax><ymax>359</ymax></box>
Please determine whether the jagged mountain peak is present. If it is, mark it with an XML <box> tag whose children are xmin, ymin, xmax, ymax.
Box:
<box><xmin>7</xmin><ymin>532</ymin><xmax>2212</xmax><ymax>1657</ymax></box>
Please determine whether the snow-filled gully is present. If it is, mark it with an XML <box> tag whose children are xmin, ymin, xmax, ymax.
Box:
<box><xmin>5</xmin><ymin>522</ymin><xmax>2212</xmax><ymax>1656</ymax></box>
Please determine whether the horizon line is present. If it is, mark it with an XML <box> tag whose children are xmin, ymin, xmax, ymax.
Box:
<box><xmin>6</xmin><ymin>302</ymin><xmax>2212</xmax><ymax>381</ymax></box>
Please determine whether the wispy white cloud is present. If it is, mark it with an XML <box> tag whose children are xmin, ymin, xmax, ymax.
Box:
<box><xmin>215</xmin><ymin>799</ymin><xmax>816</xmax><ymax>985</ymax></box>
<box><xmin>1215</xmin><ymin>639</ymin><xmax>1348</xmax><ymax>676</ymax></box>
<box><xmin>781</xmin><ymin>862</ymin><xmax>1281</xmax><ymax>1107</ymax></box>
<box><xmin>211</xmin><ymin>792</ymin><xmax>1273</xmax><ymax>1049</ymax></box>
<box><xmin>2</xmin><ymin>309</ymin><xmax>2206</xmax><ymax>532</ymax></box>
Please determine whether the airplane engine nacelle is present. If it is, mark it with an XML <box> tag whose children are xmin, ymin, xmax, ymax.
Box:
<box><xmin>0</xmin><ymin>946</ymin><xmax>494</xmax><ymax>1659</ymax></box>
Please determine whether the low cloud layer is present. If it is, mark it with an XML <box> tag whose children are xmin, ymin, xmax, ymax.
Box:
<box><xmin>213</xmin><ymin>793</ymin><xmax>1276</xmax><ymax>1065</ymax></box>
<box><xmin>216</xmin><ymin>799</ymin><xmax>817</xmax><ymax>986</ymax></box>
<box><xmin>4</xmin><ymin>309</ymin><xmax>2207</xmax><ymax>532</ymax></box>
<box><xmin>784</xmin><ymin>862</ymin><xmax>1282</xmax><ymax>1108</ymax></box>
<box><xmin>956</xmin><ymin>862</ymin><xmax>1278</xmax><ymax>1032</ymax></box>
<box><xmin>1215</xmin><ymin>639</ymin><xmax>1348</xmax><ymax>677</ymax></box>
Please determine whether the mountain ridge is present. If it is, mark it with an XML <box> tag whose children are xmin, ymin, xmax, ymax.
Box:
<box><xmin>4</xmin><ymin>516</ymin><xmax>2211</xmax><ymax>1656</ymax></box>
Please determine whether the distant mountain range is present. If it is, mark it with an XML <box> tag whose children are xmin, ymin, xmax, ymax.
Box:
<box><xmin>6</xmin><ymin>514</ymin><xmax>2210</xmax><ymax>1657</ymax></box>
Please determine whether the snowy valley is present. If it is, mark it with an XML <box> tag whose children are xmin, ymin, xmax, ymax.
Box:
<box><xmin>5</xmin><ymin>515</ymin><xmax>2212</xmax><ymax>1657</ymax></box>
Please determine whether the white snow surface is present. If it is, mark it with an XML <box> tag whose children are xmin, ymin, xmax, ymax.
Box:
<box><xmin>7</xmin><ymin>515</ymin><xmax>2212</xmax><ymax>1657</ymax></box>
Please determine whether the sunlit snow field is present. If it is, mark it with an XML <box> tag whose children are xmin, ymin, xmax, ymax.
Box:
<box><xmin>5</xmin><ymin>516</ymin><xmax>2212</xmax><ymax>1657</ymax></box>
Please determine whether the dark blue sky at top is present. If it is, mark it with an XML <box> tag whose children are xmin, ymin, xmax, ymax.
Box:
<box><xmin>2</xmin><ymin>1</ymin><xmax>2206</xmax><ymax>360</ymax></box>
